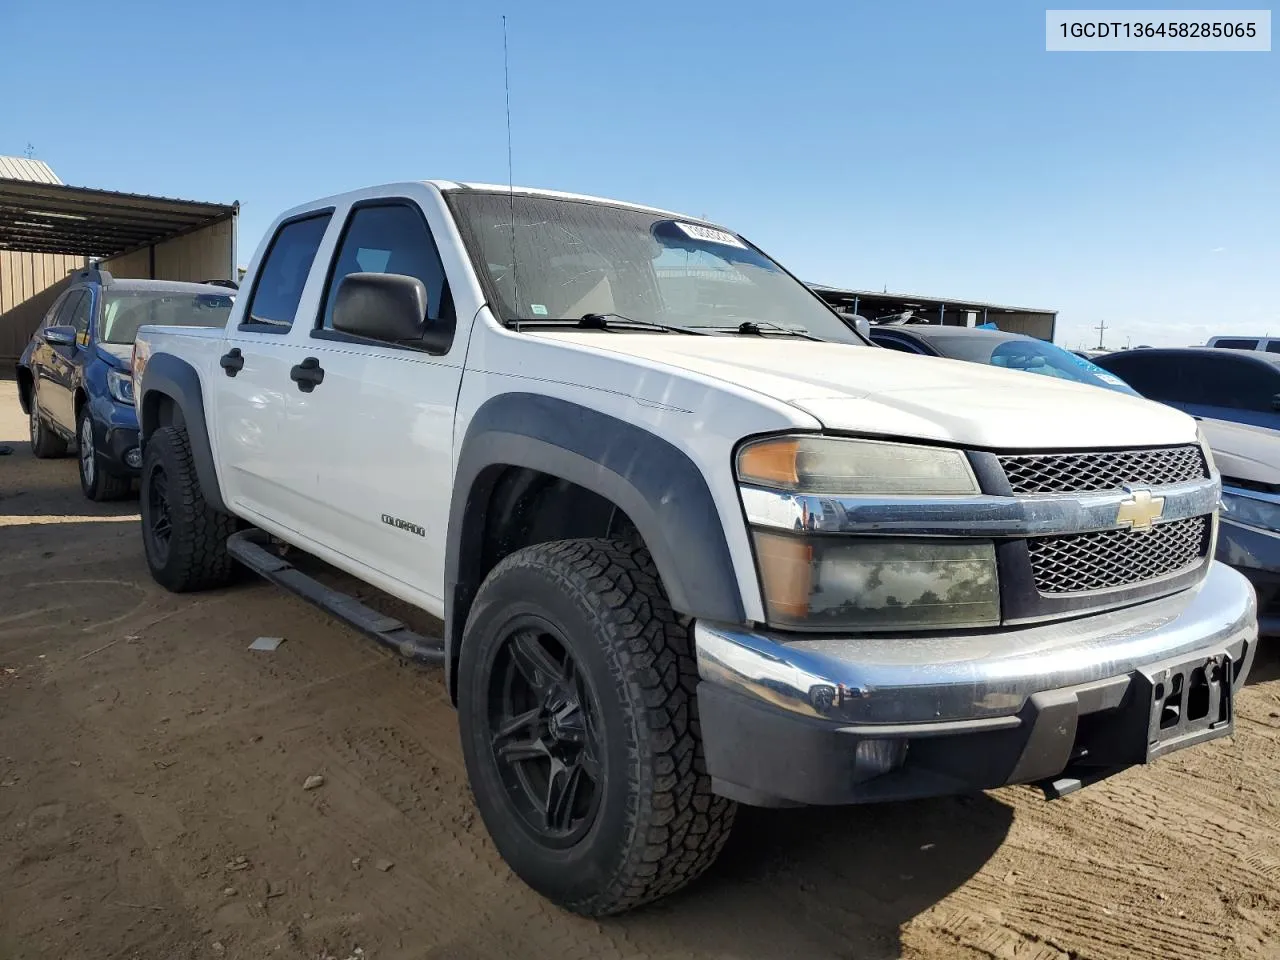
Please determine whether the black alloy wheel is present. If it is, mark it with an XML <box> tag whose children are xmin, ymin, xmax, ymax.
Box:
<box><xmin>145</xmin><ymin>463</ymin><xmax>173</xmax><ymax>568</ymax></box>
<box><xmin>487</xmin><ymin>619</ymin><xmax>604</xmax><ymax>847</ymax></box>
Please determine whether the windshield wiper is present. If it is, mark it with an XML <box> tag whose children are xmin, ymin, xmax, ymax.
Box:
<box><xmin>579</xmin><ymin>313</ymin><xmax>711</xmax><ymax>336</ymax></box>
<box><xmin>725</xmin><ymin>320</ymin><xmax>825</xmax><ymax>341</ymax></box>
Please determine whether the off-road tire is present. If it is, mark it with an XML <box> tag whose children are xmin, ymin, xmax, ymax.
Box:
<box><xmin>458</xmin><ymin>538</ymin><xmax>736</xmax><ymax>916</ymax></box>
<box><xmin>28</xmin><ymin>391</ymin><xmax>68</xmax><ymax>459</ymax></box>
<box><xmin>77</xmin><ymin>407</ymin><xmax>132</xmax><ymax>502</ymax></box>
<box><xmin>140</xmin><ymin>425</ymin><xmax>236</xmax><ymax>592</ymax></box>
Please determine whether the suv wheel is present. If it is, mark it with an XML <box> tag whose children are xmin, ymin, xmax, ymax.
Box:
<box><xmin>458</xmin><ymin>538</ymin><xmax>736</xmax><ymax>916</ymax></box>
<box><xmin>77</xmin><ymin>408</ymin><xmax>131</xmax><ymax>501</ymax></box>
<box><xmin>140</xmin><ymin>426</ymin><xmax>236</xmax><ymax>592</ymax></box>
<box><xmin>28</xmin><ymin>391</ymin><xmax>68</xmax><ymax>459</ymax></box>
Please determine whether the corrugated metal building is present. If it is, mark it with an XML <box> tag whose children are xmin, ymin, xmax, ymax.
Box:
<box><xmin>0</xmin><ymin>157</ymin><xmax>237</xmax><ymax>361</ymax></box>
<box><xmin>0</xmin><ymin>159</ymin><xmax>86</xmax><ymax>362</ymax></box>
<box><xmin>809</xmin><ymin>284</ymin><xmax>1058</xmax><ymax>342</ymax></box>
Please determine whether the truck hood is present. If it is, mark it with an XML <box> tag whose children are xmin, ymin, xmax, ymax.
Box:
<box><xmin>529</xmin><ymin>332</ymin><xmax>1198</xmax><ymax>449</ymax></box>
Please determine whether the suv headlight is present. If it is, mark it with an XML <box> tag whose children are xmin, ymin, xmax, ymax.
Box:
<box><xmin>737</xmin><ymin>436</ymin><xmax>999</xmax><ymax>631</ymax></box>
<box><xmin>107</xmin><ymin>368</ymin><xmax>135</xmax><ymax>405</ymax></box>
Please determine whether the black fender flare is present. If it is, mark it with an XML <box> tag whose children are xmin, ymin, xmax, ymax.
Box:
<box><xmin>444</xmin><ymin>393</ymin><xmax>745</xmax><ymax>697</ymax></box>
<box><xmin>138</xmin><ymin>353</ymin><xmax>228</xmax><ymax>514</ymax></box>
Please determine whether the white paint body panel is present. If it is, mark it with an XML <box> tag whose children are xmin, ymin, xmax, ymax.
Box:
<box><xmin>134</xmin><ymin>180</ymin><xmax>1203</xmax><ymax>629</ymax></box>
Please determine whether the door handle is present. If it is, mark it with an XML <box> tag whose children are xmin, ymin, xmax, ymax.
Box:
<box><xmin>290</xmin><ymin>357</ymin><xmax>325</xmax><ymax>392</ymax></box>
<box><xmin>220</xmin><ymin>348</ymin><xmax>244</xmax><ymax>377</ymax></box>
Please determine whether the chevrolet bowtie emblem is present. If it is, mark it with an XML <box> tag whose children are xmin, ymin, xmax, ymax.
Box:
<box><xmin>1116</xmin><ymin>486</ymin><xmax>1165</xmax><ymax>530</ymax></box>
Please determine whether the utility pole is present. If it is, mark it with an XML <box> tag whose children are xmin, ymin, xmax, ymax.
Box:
<box><xmin>1094</xmin><ymin>317</ymin><xmax>1107</xmax><ymax>350</ymax></box>
<box><xmin>24</xmin><ymin>142</ymin><xmax>34</xmax><ymax>159</ymax></box>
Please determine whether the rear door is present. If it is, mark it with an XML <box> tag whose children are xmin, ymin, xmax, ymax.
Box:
<box><xmin>212</xmin><ymin>212</ymin><xmax>333</xmax><ymax>526</ymax></box>
<box><xmin>275</xmin><ymin>194</ymin><xmax>460</xmax><ymax>603</ymax></box>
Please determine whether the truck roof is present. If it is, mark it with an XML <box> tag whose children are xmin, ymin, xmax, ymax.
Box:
<box><xmin>426</xmin><ymin>180</ymin><xmax>701</xmax><ymax>221</ymax></box>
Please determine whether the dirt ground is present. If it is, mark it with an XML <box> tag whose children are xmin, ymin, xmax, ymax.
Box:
<box><xmin>1</xmin><ymin>376</ymin><xmax>1279</xmax><ymax>960</ymax></box>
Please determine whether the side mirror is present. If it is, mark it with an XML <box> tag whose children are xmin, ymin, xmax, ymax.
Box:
<box><xmin>44</xmin><ymin>325</ymin><xmax>77</xmax><ymax>346</ymax></box>
<box><xmin>854</xmin><ymin>317</ymin><xmax>871</xmax><ymax>339</ymax></box>
<box><xmin>332</xmin><ymin>273</ymin><xmax>427</xmax><ymax>342</ymax></box>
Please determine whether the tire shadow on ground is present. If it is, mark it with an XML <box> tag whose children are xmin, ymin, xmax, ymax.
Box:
<box><xmin>608</xmin><ymin>792</ymin><xmax>1014</xmax><ymax>959</ymax></box>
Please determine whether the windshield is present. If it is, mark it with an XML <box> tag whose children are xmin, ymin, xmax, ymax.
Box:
<box><xmin>98</xmin><ymin>290</ymin><xmax>234</xmax><ymax>344</ymax></box>
<box><xmin>448</xmin><ymin>192</ymin><xmax>863</xmax><ymax>343</ymax></box>
<box><xmin>929</xmin><ymin>334</ymin><xmax>1140</xmax><ymax>395</ymax></box>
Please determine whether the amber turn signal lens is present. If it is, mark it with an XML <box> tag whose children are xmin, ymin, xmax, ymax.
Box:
<box><xmin>754</xmin><ymin>532</ymin><xmax>814</xmax><ymax>618</ymax></box>
<box><xmin>737</xmin><ymin>438</ymin><xmax>800</xmax><ymax>489</ymax></box>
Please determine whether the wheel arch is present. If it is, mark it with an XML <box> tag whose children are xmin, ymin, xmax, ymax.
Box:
<box><xmin>137</xmin><ymin>353</ymin><xmax>227</xmax><ymax>514</ymax></box>
<box><xmin>15</xmin><ymin>365</ymin><xmax>34</xmax><ymax>415</ymax></box>
<box><xmin>444</xmin><ymin>393</ymin><xmax>745</xmax><ymax>700</ymax></box>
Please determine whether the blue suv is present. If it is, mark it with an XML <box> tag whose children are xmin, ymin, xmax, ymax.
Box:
<box><xmin>16</xmin><ymin>267</ymin><xmax>233</xmax><ymax>500</ymax></box>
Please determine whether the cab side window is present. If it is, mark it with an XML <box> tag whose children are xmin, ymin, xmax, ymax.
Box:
<box><xmin>241</xmin><ymin>213</ymin><xmax>332</xmax><ymax>333</ymax></box>
<box><xmin>317</xmin><ymin>203</ymin><xmax>453</xmax><ymax>353</ymax></box>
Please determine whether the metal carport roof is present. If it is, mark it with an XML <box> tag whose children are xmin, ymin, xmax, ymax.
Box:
<box><xmin>0</xmin><ymin>178</ymin><xmax>237</xmax><ymax>258</ymax></box>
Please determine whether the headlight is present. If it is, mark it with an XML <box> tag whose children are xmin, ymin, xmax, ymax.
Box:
<box><xmin>737</xmin><ymin>435</ymin><xmax>980</xmax><ymax>495</ymax></box>
<box><xmin>107</xmin><ymin>368</ymin><xmax>135</xmax><ymax>405</ymax></box>
<box><xmin>737</xmin><ymin>435</ymin><xmax>996</xmax><ymax>631</ymax></box>
<box><xmin>754</xmin><ymin>533</ymin><xmax>999</xmax><ymax>631</ymax></box>
<box><xmin>1221</xmin><ymin>487</ymin><xmax>1280</xmax><ymax>533</ymax></box>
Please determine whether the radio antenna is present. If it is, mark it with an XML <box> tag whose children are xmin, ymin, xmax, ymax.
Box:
<box><xmin>503</xmin><ymin>15</ymin><xmax>520</xmax><ymax>330</ymax></box>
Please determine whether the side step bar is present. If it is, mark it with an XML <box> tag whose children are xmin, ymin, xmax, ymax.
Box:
<box><xmin>226</xmin><ymin>529</ymin><xmax>445</xmax><ymax>664</ymax></box>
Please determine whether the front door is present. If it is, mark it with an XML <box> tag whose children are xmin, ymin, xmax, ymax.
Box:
<box><xmin>41</xmin><ymin>288</ymin><xmax>91</xmax><ymax>432</ymax></box>
<box><xmin>277</xmin><ymin>199</ymin><xmax>460</xmax><ymax>606</ymax></box>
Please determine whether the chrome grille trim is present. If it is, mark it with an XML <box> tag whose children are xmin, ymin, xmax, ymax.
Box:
<box><xmin>1028</xmin><ymin>516</ymin><xmax>1211</xmax><ymax>595</ymax></box>
<box><xmin>738</xmin><ymin>478</ymin><xmax>1220</xmax><ymax>538</ymax></box>
<box><xmin>999</xmin><ymin>445</ymin><xmax>1208</xmax><ymax>495</ymax></box>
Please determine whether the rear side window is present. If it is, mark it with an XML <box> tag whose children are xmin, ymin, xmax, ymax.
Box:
<box><xmin>1212</xmin><ymin>338</ymin><xmax>1258</xmax><ymax>350</ymax></box>
<box><xmin>242</xmin><ymin>214</ymin><xmax>332</xmax><ymax>332</ymax></box>
<box><xmin>1265</xmin><ymin>342</ymin><xmax>1280</xmax><ymax>354</ymax></box>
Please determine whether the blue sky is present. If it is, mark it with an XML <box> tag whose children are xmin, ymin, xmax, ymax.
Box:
<box><xmin>2</xmin><ymin>0</ymin><xmax>1276</xmax><ymax>348</ymax></box>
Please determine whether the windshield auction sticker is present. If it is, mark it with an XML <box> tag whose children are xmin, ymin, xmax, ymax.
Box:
<box><xmin>1046</xmin><ymin>10</ymin><xmax>1271</xmax><ymax>50</ymax></box>
<box><xmin>673</xmin><ymin>222</ymin><xmax>747</xmax><ymax>248</ymax></box>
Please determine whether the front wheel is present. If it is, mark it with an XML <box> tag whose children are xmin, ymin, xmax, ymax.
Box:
<box><xmin>457</xmin><ymin>538</ymin><xmax>736</xmax><ymax>916</ymax></box>
<box><xmin>140</xmin><ymin>426</ymin><xmax>237</xmax><ymax>592</ymax></box>
<box><xmin>77</xmin><ymin>408</ymin><xmax>131</xmax><ymax>501</ymax></box>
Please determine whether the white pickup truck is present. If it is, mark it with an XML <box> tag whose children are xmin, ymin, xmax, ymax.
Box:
<box><xmin>132</xmin><ymin>180</ymin><xmax>1257</xmax><ymax>915</ymax></box>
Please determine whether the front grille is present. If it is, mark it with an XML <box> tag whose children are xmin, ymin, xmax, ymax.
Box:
<box><xmin>999</xmin><ymin>445</ymin><xmax>1207</xmax><ymax>494</ymax></box>
<box><xmin>1027</xmin><ymin>516</ymin><xmax>1210</xmax><ymax>594</ymax></box>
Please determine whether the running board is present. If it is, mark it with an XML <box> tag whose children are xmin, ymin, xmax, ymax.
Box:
<box><xmin>226</xmin><ymin>529</ymin><xmax>445</xmax><ymax>664</ymax></box>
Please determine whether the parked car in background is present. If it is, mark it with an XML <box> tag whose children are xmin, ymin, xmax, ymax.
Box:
<box><xmin>1093</xmin><ymin>348</ymin><xmax>1280</xmax><ymax>431</ymax></box>
<box><xmin>1199</xmin><ymin>417</ymin><xmax>1280</xmax><ymax>637</ymax></box>
<box><xmin>15</xmin><ymin>267</ymin><xmax>234</xmax><ymax>500</ymax></box>
<box><xmin>1206</xmin><ymin>335</ymin><xmax>1280</xmax><ymax>353</ymax></box>
<box><xmin>868</xmin><ymin>325</ymin><xmax>1139</xmax><ymax>395</ymax></box>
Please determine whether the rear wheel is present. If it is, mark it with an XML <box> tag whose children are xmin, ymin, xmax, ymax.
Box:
<box><xmin>28</xmin><ymin>391</ymin><xmax>68</xmax><ymax>459</ymax></box>
<box><xmin>458</xmin><ymin>538</ymin><xmax>736</xmax><ymax>916</ymax></box>
<box><xmin>140</xmin><ymin>426</ymin><xmax>236</xmax><ymax>592</ymax></box>
<box><xmin>77</xmin><ymin>408</ymin><xmax>131</xmax><ymax>501</ymax></box>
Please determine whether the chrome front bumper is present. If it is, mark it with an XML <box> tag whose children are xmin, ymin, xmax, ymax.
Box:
<box><xmin>695</xmin><ymin>560</ymin><xmax>1257</xmax><ymax>729</ymax></box>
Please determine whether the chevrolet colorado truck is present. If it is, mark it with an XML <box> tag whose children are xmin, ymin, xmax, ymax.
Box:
<box><xmin>131</xmin><ymin>181</ymin><xmax>1258</xmax><ymax>916</ymax></box>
